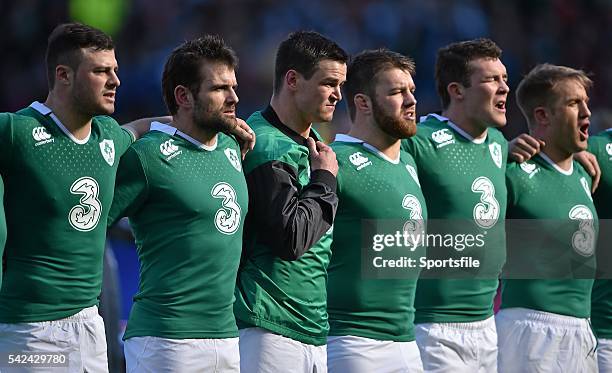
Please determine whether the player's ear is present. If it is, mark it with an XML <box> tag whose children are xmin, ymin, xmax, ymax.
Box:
<box><xmin>533</xmin><ymin>106</ymin><xmax>549</xmax><ymax>126</ymax></box>
<box><xmin>354</xmin><ymin>93</ymin><xmax>371</xmax><ymax>115</ymax></box>
<box><xmin>174</xmin><ymin>85</ymin><xmax>193</xmax><ymax>109</ymax></box>
<box><xmin>55</xmin><ymin>64</ymin><xmax>72</xmax><ymax>87</ymax></box>
<box><xmin>285</xmin><ymin>70</ymin><xmax>299</xmax><ymax>92</ymax></box>
<box><xmin>447</xmin><ymin>82</ymin><xmax>464</xmax><ymax>101</ymax></box>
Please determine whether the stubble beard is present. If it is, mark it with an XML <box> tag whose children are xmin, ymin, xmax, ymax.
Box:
<box><xmin>193</xmin><ymin>100</ymin><xmax>236</xmax><ymax>134</ymax></box>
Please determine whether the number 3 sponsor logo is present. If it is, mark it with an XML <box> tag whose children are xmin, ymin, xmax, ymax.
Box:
<box><xmin>68</xmin><ymin>177</ymin><xmax>102</xmax><ymax>232</ymax></box>
<box><xmin>569</xmin><ymin>205</ymin><xmax>596</xmax><ymax>257</ymax></box>
<box><xmin>471</xmin><ymin>176</ymin><xmax>500</xmax><ymax>229</ymax></box>
<box><xmin>211</xmin><ymin>182</ymin><xmax>242</xmax><ymax>235</ymax></box>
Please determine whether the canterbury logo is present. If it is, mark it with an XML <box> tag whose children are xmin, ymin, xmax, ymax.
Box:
<box><xmin>519</xmin><ymin>162</ymin><xmax>539</xmax><ymax>179</ymax></box>
<box><xmin>32</xmin><ymin>127</ymin><xmax>51</xmax><ymax>141</ymax></box>
<box><xmin>349</xmin><ymin>152</ymin><xmax>372</xmax><ymax>170</ymax></box>
<box><xmin>160</xmin><ymin>139</ymin><xmax>179</xmax><ymax>156</ymax></box>
<box><xmin>32</xmin><ymin>127</ymin><xmax>54</xmax><ymax>146</ymax></box>
<box><xmin>432</xmin><ymin>129</ymin><xmax>453</xmax><ymax>143</ymax></box>
<box><xmin>431</xmin><ymin>129</ymin><xmax>454</xmax><ymax>148</ymax></box>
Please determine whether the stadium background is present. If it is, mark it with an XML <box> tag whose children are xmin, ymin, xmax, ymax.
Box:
<box><xmin>3</xmin><ymin>0</ymin><xmax>612</xmax><ymax>370</ymax></box>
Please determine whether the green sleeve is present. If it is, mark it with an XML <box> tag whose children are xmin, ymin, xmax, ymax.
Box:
<box><xmin>108</xmin><ymin>146</ymin><xmax>148</xmax><ymax>227</ymax></box>
<box><xmin>100</xmin><ymin>115</ymin><xmax>135</xmax><ymax>157</ymax></box>
<box><xmin>505</xmin><ymin>163</ymin><xmax>520</xmax><ymax>214</ymax></box>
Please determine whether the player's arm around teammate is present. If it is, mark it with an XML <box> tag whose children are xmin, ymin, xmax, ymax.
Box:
<box><xmin>108</xmin><ymin>36</ymin><xmax>248</xmax><ymax>373</ymax></box>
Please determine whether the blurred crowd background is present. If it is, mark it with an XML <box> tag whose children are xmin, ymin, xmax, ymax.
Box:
<box><xmin>4</xmin><ymin>0</ymin><xmax>612</xmax><ymax>140</ymax></box>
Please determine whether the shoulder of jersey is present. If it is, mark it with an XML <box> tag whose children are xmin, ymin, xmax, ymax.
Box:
<box><xmin>486</xmin><ymin>127</ymin><xmax>508</xmax><ymax>144</ymax></box>
<box><xmin>331</xmin><ymin>141</ymin><xmax>362</xmax><ymax>165</ymax></box>
<box><xmin>330</xmin><ymin>140</ymin><xmax>357</xmax><ymax>154</ymax></box>
<box><xmin>573</xmin><ymin>159</ymin><xmax>592</xmax><ymax>178</ymax></box>
<box><xmin>508</xmin><ymin>159</ymin><xmax>540</xmax><ymax>180</ymax></box>
<box><xmin>1</xmin><ymin>111</ymin><xmax>43</xmax><ymax>128</ymax></box>
<box><xmin>246</xmin><ymin>113</ymin><xmax>302</xmax><ymax>158</ymax></box>
<box><xmin>92</xmin><ymin>115</ymin><xmax>120</xmax><ymax>128</ymax></box>
<box><xmin>132</xmin><ymin>130</ymin><xmax>170</xmax><ymax>152</ymax></box>
<box><xmin>414</xmin><ymin>116</ymin><xmax>444</xmax><ymax>137</ymax></box>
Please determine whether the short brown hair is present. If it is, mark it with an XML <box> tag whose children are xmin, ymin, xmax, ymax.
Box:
<box><xmin>273</xmin><ymin>31</ymin><xmax>348</xmax><ymax>93</ymax></box>
<box><xmin>45</xmin><ymin>23</ymin><xmax>114</xmax><ymax>89</ymax></box>
<box><xmin>515</xmin><ymin>64</ymin><xmax>592</xmax><ymax>126</ymax></box>
<box><xmin>344</xmin><ymin>48</ymin><xmax>415</xmax><ymax>121</ymax></box>
<box><xmin>162</xmin><ymin>35</ymin><xmax>238</xmax><ymax>115</ymax></box>
<box><xmin>435</xmin><ymin>38</ymin><xmax>502</xmax><ymax>109</ymax></box>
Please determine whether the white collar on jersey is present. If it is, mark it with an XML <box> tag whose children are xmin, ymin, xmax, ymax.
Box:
<box><xmin>150</xmin><ymin>121</ymin><xmax>217</xmax><ymax>151</ymax></box>
<box><xmin>334</xmin><ymin>133</ymin><xmax>400</xmax><ymax>164</ymax></box>
<box><xmin>538</xmin><ymin>151</ymin><xmax>573</xmax><ymax>176</ymax></box>
<box><xmin>29</xmin><ymin>101</ymin><xmax>91</xmax><ymax>145</ymax></box>
<box><xmin>421</xmin><ymin>113</ymin><xmax>487</xmax><ymax>144</ymax></box>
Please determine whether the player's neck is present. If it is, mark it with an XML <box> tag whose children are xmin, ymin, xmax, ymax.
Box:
<box><xmin>442</xmin><ymin>107</ymin><xmax>488</xmax><ymax>141</ymax></box>
<box><xmin>44</xmin><ymin>94</ymin><xmax>92</xmax><ymax>140</ymax></box>
<box><xmin>173</xmin><ymin>114</ymin><xmax>217</xmax><ymax>147</ymax></box>
<box><xmin>270</xmin><ymin>96</ymin><xmax>312</xmax><ymax>138</ymax></box>
<box><xmin>349</xmin><ymin>119</ymin><xmax>400</xmax><ymax>160</ymax></box>
<box><xmin>540</xmin><ymin>146</ymin><xmax>574</xmax><ymax>172</ymax></box>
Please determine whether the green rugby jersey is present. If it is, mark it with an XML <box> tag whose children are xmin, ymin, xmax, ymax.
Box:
<box><xmin>0</xmin><ymin>102</ymin><xmax>134</xmax><ymax>322</ymax></box>
<box><xmin>234</xmin><ymin>106</ymin><xmax>338</xmax><ymax>346</ymax></box>
<box><xmin>327</xmin><ymin>134</ymin><xmax>427</xmax><ymax>341</ymax></box>
<box><xmin>502</xmin><ymin>154</ymin><xmax>598</xmax><ymax>318</ymax></box>
<box><xmin>589</xmin><ymin>129</ymin><xmax>612</xmax><ymax>337</ymax></box>
<box><xmin>0</xmin><ymin>176</ymin><xmax>5</xmax><ymax>288</ymax></box>
<box><xmin>402</xmin><ymin>113</ymin><xmax>508</xmax><ymax>323</ymax></box>
<box><xmin>109</xmin><ymin>123</ymin><xmax>247</xmax><ymax>339</ymax></box>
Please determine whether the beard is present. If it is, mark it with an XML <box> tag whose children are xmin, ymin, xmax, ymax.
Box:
<box><xmin>192</xmin><ymin>99</ymin><xmax>237</xmax><ymax>134</ymax></box>
<box><xmin>72</xmin><ymin>84</ymin><xmax>114</xmax><ymax>117</ymax></box>
<box><xmin>371</xmin><ymin>98</ymin><xmax>416</xmax><ymax>139</ymax></box>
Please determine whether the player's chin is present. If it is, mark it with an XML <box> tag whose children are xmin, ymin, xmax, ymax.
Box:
<box><xmin>489</xmin><ymin>114</ymin><xmax>507</xmax><ymax>128</ymax></box>
<box><xmin>575</xmin><ymin>139</ymin><xmax>588</xmax><ymax>152</ymax></box>
<box><xmin>97</xmin><ymin>103</ymin><xmax>116</xmax><ymax>115</ymax></box>
<box><xmin>317</xmin><ymin>112</ymin><xmax>335</xmax><ymax>123</ymax></box>
<box><xmin>399</xmin><ymin>121</ymin><xmax>417</xmax><ymax>138</ymax></box>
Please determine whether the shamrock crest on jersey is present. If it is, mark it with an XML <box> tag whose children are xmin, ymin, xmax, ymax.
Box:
<box><xmin>99</xmin><ymin>139</ymin><xmax>115</xmax><ymax>166</ymax></box>
<box><xmin>224</xmin><ymin>148</ymin><xmax>242</xmax><ymax>172</ymax></box>
<box><xmin>580</xmin><ymin>177</ymin><xmax>592</xmax><ymax>201</ymax></box>
<box><xmin>405</xmin><ymin>164</ymin><xmax>420</xmax><ymax>187</ymax></box>
<box><xmin>606</xmin><ymin>143</ymin><xmax>612</xmax><ymax>156</ymax></box>
<box><xmin>568</xmin><ymin>205</ymin><xmax>596</xmax><ymax>257</ymax></box>
<box><xmin>489</xmin><ymin>142</ymin><xmax>503</xmax><ymax>168</ymax></box>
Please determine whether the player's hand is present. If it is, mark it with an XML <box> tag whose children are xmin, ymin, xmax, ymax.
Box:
<box><xmin>307</xmin><ymin>138</ymin><xmax>338</xmax><ymax>177</ymax></box>
<box><xmin>508</xmin><ymin>134</ymin><xmax>545</xmax><ymax>163</ymax></box>
<box><xmin>575</xmin><ymin>151</ymin><xmax>601</xmax><ymax>193</ymax></box>
<box><xmin>231</xmin><ymin>118</ymin><xmax>256</xmax><ymax>159</ymax></box>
